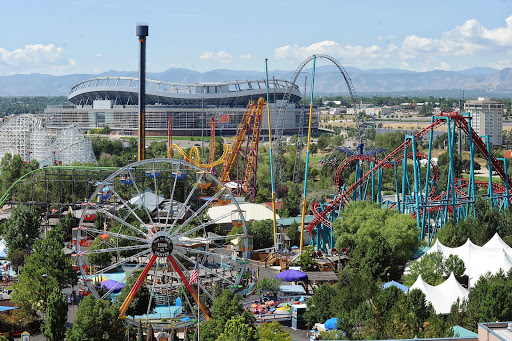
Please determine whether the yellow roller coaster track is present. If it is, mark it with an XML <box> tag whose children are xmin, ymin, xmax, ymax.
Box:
<box><xmin>166</xmin><ymin>144</ymin><xmax>229</xmax><ymax>169</ymax></box>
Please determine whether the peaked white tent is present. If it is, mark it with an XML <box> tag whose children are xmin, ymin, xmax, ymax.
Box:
<box><xmin>483</xmin><ymin>233</ymin><xmax>512</xmax><ymax>258</ymax></box>
<box><xmin>425</xmin><ymin>236</ymin><xmax>512</xmax><ymax>286</ymax></box>
<box><xmin>409</xmin><ymin>273</ymin><xmax>468</xmax><ymax>314</ymax></box>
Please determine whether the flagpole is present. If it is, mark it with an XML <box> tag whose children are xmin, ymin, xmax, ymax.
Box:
<box><xmin>197</xmin><ymin>282</ymin><xmax>200</xmax><ymax>340</ymax></box>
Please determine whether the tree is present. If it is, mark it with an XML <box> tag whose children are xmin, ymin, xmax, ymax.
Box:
<box><xmin>403</xmin><ymin>251</ymin><xmax>465</xmax><ymax>286</ymax></box>
<box><xmin>247</xmin><ymin>220</ymin><xmax>274</xmax><ymax>250</ymax></box>
<box><xmin>333</xmin><ymin>202</ymin><xmax>419</xmax><ymax>266</ymax></box>
<box><xmin>304</xmin><ymin>284</ymin><xmax>339</xmax><ymax>328</ymax></box>
<box><xmin>87</xmin><ymin>236</ymin><xmax>113</xmax><ymax>268</ymax></box>
<box><xmin>279</xmin><ymin>182</ymin><xmax>301</xmax><ymax>218</ymax></box>
<box><xmin>67</xmin><ymin>295</ymin><xmax>125</xmax><ymax>341</ymax></box>
<box><xmin>11</xmin><ymin>231</ymin><xmax>77</xmax><ymax>314</ymax></box>
<box><xmin>286</xmin><ymin>221</ymin><xmax>300</xmax><ymax>247</ymax></box>
<box><xmin>453</xmin><ymin>270</ymin><xmax>512</xmax><ymax>331</ymax></box>
<box><xmin>310</xmin><ymin>143</ymin><xmax>318</xmax><ymax>155</ymax></box>
<box><xmin>317</xmin><ymin>134</ymin><xmax>331</xmax><ymax>150</ymax></box>
<box><xmin>42</xmin><ymin>286</ymin><xmax>68</xmax><ymax>341</ymax></box>
<box><xmin>256</xmin><ymin>278</ymin><xmax>282</xmax><ymax>293</ymax></box>
<box><xmin>257</xmin><ymin>321</ymin><xmax>292</xmax><ymax>341</ymax></box>
<box><xmin>2</xmin><ymin>204</ymin><xmax>40</xmax><ymax>252</ymax></box>
<box><xmin>7</xmin><ymin>248</ymin><xmax>30</xmax><ymax>272</ymax></box>
<box><xmin>296</xmin><ymin>246</ymin><xmax>318</xmax><ymax>271</ymax></box>
<box><xmin>199</xmin><ymin>290</ymin><xmax>254</xmax><ymax>341</ymax></box>
<box><xmin>351</xmin><ymin>233</ymin><xmax>394</xmax><ymax>280</ymax></box>
<box><xmin>216</xmin><ymin>315</ymin><xmax>256</xmax><ymax>341</ymax></box>
<box><xmin>115</xmin><ymin>274</ymin><xmax>155</xmax><ymax>318</ymax></box>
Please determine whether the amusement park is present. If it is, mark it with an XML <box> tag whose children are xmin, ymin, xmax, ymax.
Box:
<box><xmin>1</xmin><ymin>24</ymin><xmax>512</xmax><ymax>341</ymax></box>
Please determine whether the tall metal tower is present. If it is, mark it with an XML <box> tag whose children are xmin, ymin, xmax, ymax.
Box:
<box><xmin>136</xmin><ymin>24</ymin><xmax>148</xmax><ymax>161</ymax></box>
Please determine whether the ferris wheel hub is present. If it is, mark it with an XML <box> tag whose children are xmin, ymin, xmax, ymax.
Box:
<box><xmin>151</xmin><ymin>232</ymin><xmax>173</xmax><ymax>257</ymax></box>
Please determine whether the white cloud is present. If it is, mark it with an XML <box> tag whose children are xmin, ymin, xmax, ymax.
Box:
<box><xmin>401</xmin><ymin>15</ymin><xmax>512</xmax><ymax>59</ymax></box>
<box><xmin>199</xmin><ymin>50</ymin><xmax>232</xmax><ymax>63</ymax></box>
<box><xmin>95</xmin><ymin>53</ymin><xmax>102</xmax><ymax>57</ymax></box>
<box><xmin>272</xmin><ymin>16</ymin><xmax>512</xmax><ymax>72</ymax></box>
<box><xmin>274</xmin><ymin>40</ymin><xmax>395</xmax><ymax>67</ymax></box>
<box><xmin>0</xmin><ymin>43</ymin><xmax>74</xmax><ymax>75</ymax></box>
<box><xmin>240</xmin><ymin>53</ymin><xmax>251</xmax><ymax>60</ymax></box>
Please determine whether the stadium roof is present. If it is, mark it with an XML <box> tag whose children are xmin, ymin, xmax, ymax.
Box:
<box><xmin>68</xmin><ymin>77</ymin><xmax>303</xmax><ymax>106</ymax></box>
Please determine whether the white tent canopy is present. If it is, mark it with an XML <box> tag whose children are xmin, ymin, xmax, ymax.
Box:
<box><xmin>426</xmin><ymin>234</ymin><xmax>512</xmax><ymax>286</ymax></box>
<box><xmin>409</xmin><ymin>273</ymin><xmax>469</xmax><ymax>315</ymax></box>
<box><xmin>483</xmin><ymin>233</ymin><xmax>512</xmax><ymax>258</ymax></box>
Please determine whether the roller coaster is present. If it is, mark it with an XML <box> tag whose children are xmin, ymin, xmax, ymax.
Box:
<box><xmin>307</xmin><ymin>111</ymin><xmax>512</xmax><ymax>252</ymax></box>
<box><xmin>167</xmin><ymin>98</ymin><xmax>265</xmax><ymax>201</ymax></box>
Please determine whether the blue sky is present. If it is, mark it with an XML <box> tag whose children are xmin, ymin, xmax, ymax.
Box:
<box><xmin>2</xmin><ymin>0</ymin><xmax>512</xmax><ymax>75</ymax></box>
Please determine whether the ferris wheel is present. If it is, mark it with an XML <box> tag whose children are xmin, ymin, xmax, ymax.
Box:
<box><xmin>73</xmin><ymin>158</ymin><xmax>250</xmax><ymax>326</ymax></box>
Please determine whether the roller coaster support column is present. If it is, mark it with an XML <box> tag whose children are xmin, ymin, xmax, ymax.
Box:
<box><xmin>388</xmin><ymin>161</ymin><xmax>400</xmax><ymax>212</ymax></box>
<box><xmin>481</xmin><ymin>135</ymin><xmax>494</xmax><ymax>206</ymax></box>
<box><xmin>407</xmin><ymin>135</ymin><xmax>423</xmax><ymax>238</ymax></box>
<box><xmin>464</xmin><ymin>114</ymin><xmax>476</xmax><ymax>217</ymax></box>
<box><xmin>498</xmin><ymin>157</ymin><xmax>509</xmax><ymax>209</ymax></box>
<box><xmin>425</xmin><ymin>117</ymin><xmax>435</xmax><ymax>198</ymax></box>
<box><xmin>445</xmin><ymin>118</ymin><xmax>457</xmax><ymax>225</ymax></box>
<box><xmin>265</xmin><ymin>59</ymin><xmax>278</xmax><ymax>251</ymax></box>
<box><xmin>371</xmin><ymin>161</ymin><xmax>375</xmax><ymax>203</ymax></box>
<box><xmin>378</xmin><ymin>168</ymin><xmax>383</xmax><ymax>205</ymax></box>
<box><xmin>401</xmin><ymin>144</ymin><xmax>408</xmax><ymax>214</ymax></box>
<box><xmin>358</xmin><ymin>141</ymin><xmax>363</xmax><ymax>200</ymax></box>
<box><xmin>300</xmin><ymin>55</ymin><xmax>316</xmax><ymax>252</ymax></box>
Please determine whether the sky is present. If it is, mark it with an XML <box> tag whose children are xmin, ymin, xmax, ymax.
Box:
<box><xmin>2</xmin><ymin>0</ymin><xmax>512</xmax><ymax>76</ymax></box>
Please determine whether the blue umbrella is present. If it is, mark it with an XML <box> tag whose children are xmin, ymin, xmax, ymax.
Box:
<box><xmin>324</xmin><ymin>317</ymin><xmax>340</xmax><ymax>330</ymax></box>
<box><xmin>291</xmin><ymin>246</ymin><xmax>299</xmax><ymax>249</ymax></box>
<box><xmin>180</xmin><ymin>316</ymin><xmax>191</xmax><ymax>322</ymax></box>
<box><xmin>275</xmin><ymin>269</ymin><xmax>308</xmax><ymax>282</ymax></box>
<box><xmin>175</xmin><ymin>297</ymin><xmax>182</xmax><ymax>306</ymax></box>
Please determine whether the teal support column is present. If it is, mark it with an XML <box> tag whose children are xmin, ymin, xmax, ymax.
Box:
<box><xmin>409</xmin><ymin>135</ymin><xmax>423</xmax><ymax>238</ymax></box>
<box><xmin>465</xmin><ymin>114</ymin><xmax>476</xmax><ymax>217</ymax></box>
<box><xmin>481</xmin><ymin>135</ymin><xmax>494</xmax><ymax>207</ymax></box>
<box><xmin>377</xmin><ymin>168</ymin><xmax>383</xmax><ymax>205</ymax></box>
<box><xmin>371</xmin><ymin>161</ymin><xmax>375</xmax><ymax>203</ymax></box>
<box><xmin>392</xmin><ymin>161</ymin><xmax>401</xmax><ymax>212</ymax></box>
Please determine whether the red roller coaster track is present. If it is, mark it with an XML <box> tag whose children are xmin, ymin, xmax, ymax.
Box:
<box><xmin>306</xmin><ymin>112</ymin><xmax>512</xmax><ymax>235</ymax></box>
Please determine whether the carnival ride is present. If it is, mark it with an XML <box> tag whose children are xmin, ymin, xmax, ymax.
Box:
<box><xmin>307</xmin><ymin>112</ymin><xmax>512</xmax><ymax>252</ymax></box>
<box><xmin>0</xmin><ymin>114</ymin><xmax>96</xmax><ymax>165</ymax></box>
<box><xmin>167</xmin><ymin>116</ymin><xmax>229</xmax><ymax>170</ymax></box>
<box><xmin>73</xmin><ymin>158</ymin><xmax>251</xmax><ymax>326</ymax></box>
<box><xmin>219</xmin><ymin>97</ymin><xmax>265</xmax><ymax>201</ymax></box>
<box><xmin>167</xmin><ymin>98</ymin><xmax>265</xmax><ymax>201</ymax></box>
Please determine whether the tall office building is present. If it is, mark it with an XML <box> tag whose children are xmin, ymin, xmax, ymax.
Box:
<box><xmin>464</xmin><ymin>97</ymin><xmax>504</xmax><ymax>146</ymax></box>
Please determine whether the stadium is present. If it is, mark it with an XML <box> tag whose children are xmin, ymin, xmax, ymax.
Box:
<box><xmin>44</xmin><ymin>76</ymin><xmax>318</xmax><ymax>136</ymax></box>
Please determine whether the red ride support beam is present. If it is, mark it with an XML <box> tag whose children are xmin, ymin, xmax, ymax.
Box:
<box><xmin>119</xmin><ymin>254</ymin><xmax>157</xmax><ymax>318</ymax></box>
<box><xmin>167</xmin><ymin>255</ymin><xmax>211</xmax><ymax>320</ymax></box>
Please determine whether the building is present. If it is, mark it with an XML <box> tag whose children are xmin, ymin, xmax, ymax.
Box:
<box><xmin>464</xmin><ymin>97</ymin><xmax>504</xmax><ymax>146</ymax></box>
<box><xmin>44</xmin><ymin>77</ymin><xmax>317</xmax><ymax>136</ymax></box>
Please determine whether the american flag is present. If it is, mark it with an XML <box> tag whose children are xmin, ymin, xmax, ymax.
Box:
<box><xmin>189</xmin><ymin>261</ymin><xmax>199</xmax><ymax>284</ymax></box>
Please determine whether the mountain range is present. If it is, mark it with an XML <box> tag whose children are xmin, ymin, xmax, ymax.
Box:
<box><xmin>1</xmin><ymin>65</ymin><xmax>512</xmax><ymax>98</ymax></box>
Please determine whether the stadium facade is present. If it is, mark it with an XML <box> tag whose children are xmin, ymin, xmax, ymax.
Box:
<box><xmin>44</xmin><ymin>76</ymin><xmax>318</xmax><ymax>136</ymax></box>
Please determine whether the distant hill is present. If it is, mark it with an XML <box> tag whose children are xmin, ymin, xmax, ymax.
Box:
<box><xmin>2</xmin><ymin>65</ymin><xmax>512</xmax><ymax>98</ymax></box>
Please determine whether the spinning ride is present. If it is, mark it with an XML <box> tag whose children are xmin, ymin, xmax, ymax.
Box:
<box><xmin>74</xmin><ymin>158</ymin><xmax>250</xmax><ymax>325</ymax></box>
